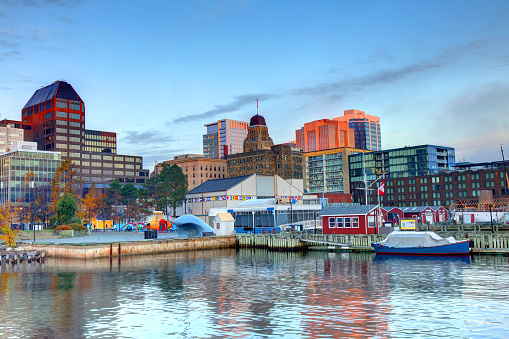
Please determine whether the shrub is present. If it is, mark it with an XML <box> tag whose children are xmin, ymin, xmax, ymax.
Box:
<box><xmin>70</xmin><ymin>223</ymin><xmax>87</xmax><ymax>232</ymax></box>
<box><xmin>55</xmin><ymin>225</ymin><xmax>73</xmax><ymax>231</ymax></box>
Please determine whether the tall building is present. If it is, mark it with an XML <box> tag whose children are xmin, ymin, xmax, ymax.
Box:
<box><xmin>0</xmin><ymin>141</ymin><xmax>61</xmax><ymax>204</ymax></box>
<box><xmin>295</xmin><ymin>118</ymin><xmax>354</xmax><ymax>153</ymax></box>
<box><xmin>154</xmin><ymin>154</ymin><xmax>227</xmax><ymax>191</ymax></box>
<box><xmin>0</xmin><ymin>123</ymin><xmax>25</xmax><ymax>153</ymax></box>
<box><xmin>203</xmin><ymin>119</ymin><xmax>249</xmax><ymax>159</ymax></box>
<box><xmin>304</xmin><ymin>147</ymin><xmax>364</xmax><ymax>195</ymax></box>
<box><xmin>335</xmin><ymin>109</ymin><xmax>381</xmax><ymax>151</ymax></box>
<box><xmin>227</xmin><ymin>114</ymin><xmax>303</xmax><ymax>180</ymax></box>
<box><xmin>349</xmin><ymin>145</ymin><xmax>455</xmax><ymax>204</ymax></box>
<box><xmin>21</xmin><ymin>80</ymin><xmax>149</xmax><ymax>184</ymax></box>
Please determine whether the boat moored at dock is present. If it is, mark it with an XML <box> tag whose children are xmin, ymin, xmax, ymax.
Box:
<box><xmin>371</xmin><ymin>231</ymin><xmax>470</xmax><ymax>256</ymax></box>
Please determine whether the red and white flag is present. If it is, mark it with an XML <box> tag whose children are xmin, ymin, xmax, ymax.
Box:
<box><xmin>378</xmin><ymin>179</ymin><xmax>385</xmax><ymax>196</ymax></box>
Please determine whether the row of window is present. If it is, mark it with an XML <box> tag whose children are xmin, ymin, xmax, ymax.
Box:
<box><xmin>328</xmin><ymin>217</ymin><xmax>360</xmax><ymax>228</ymax></box>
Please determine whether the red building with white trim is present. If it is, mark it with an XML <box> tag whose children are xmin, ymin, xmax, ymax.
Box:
<box><xmin>322</xmin><ymin>205</ymin><xmax>381</xmax><ymax>234</ymax></box>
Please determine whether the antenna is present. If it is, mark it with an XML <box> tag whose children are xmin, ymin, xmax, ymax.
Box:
<box><xmin>256</xmin><ymin>98</ymin><xmax>258</xmax><ymax>115</ymax></box>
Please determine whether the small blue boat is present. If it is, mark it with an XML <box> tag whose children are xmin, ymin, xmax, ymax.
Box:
<box><xmin>372</xmin><ymin>231</ymin><xmax>470</xmax><ymax>256</ymax></box>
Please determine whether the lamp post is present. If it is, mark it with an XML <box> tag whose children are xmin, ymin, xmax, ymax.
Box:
<box><xmin>314</xmin><ymin>210</ymin><xmax>317</xmax><ymax>234</ymax></box>
<box><xmin>489</xmin><ymin>204</ymin><xmax>494</xmax><ymax>234</ymax></box>
<box><xmin>30</xmin><ymin>181</ymin><xmax>34</xmax><ymax>243</ymax></box>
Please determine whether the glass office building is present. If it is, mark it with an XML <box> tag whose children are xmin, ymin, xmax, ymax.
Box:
<box><xmin>0</xmin><ymin>145</ymin><xmax>61</xmax><ymax>204</ymax></box>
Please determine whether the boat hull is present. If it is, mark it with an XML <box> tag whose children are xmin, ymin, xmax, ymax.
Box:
<box><xmin>371</xmin><ymin>240</ymin><xmax>470</xmax><ymax>256</ymax></box>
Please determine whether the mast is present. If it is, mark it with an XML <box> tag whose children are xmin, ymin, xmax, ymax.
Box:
<box><xmin>502</xmin><ymin>145</ymin><xmax>509</xmax><ymax>191</ymax></box>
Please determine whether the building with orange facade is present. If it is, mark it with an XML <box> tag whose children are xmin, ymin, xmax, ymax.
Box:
<box><xmin>296</xmin><ymin>118</ymin><xmax>353</xmax><ymax>153</ymax></box>
<box><xmin>296</xmin><ymin>109</ymin><xmax>381</xmax><ymax>152</ymax></box>
<box><xmin>154</xmin><ymin>154</ymin><xmax>227</xmax><ymax>191</ymax></box>
<box><xmin>335</xmin><ymin>109</ymin><xmax>381</xmax><ymax>151</ymax></box>
<box><xmin>203</xmin><ymin>119</ymin><xmax>249</xmax><ymax>159</ymax></box>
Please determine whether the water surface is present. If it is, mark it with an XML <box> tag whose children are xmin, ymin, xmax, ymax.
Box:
<box><xmin>1</xmin><ymin>249</ymin><xmax>508</xmax><ymax>338</ymax></box>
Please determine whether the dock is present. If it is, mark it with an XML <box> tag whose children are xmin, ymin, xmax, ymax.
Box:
<box><xmin>1</xmin><ymin>250</ymin><xmax>45</xmax><ymax>265</ymax></box>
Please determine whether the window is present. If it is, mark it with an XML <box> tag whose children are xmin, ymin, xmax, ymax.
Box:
<box><xmin>69</xmin><ymin>113</ymin><xmax>80</xmax><ymax>120</ymax></box>
<box><xmin>69</xmin><ymin>129</ymin><xmax>80</xmax><ymax>135</ymax></box>
<box><xmin>69</xmin><ymin>101</ymin><xmax>80</xmax><ymax>110</ymax></box>
<box><xmin>344</xmin><ymin>217</ymin><xmax>351</xmax><ymax>228</ymax></box>
<box><xmin>69</xmin><ymin>121</ymin><xmax>80</xmax><ymax>127</ymax></box>
<box><xmin>56</xmin><ymin>99</ymin><xmax>67</xmax><ymax>109</ymax></box>
<box><xmin>329</xmin><ymin>217</ymin><xmax>336</xmax><ymax>228</ymax></box>
<box><xmin>115</xmin><ymin>163</ymin><xmax>124</xmax><ymax>169</ymax></box>
<box><xmin>352</xmin><ymin>217</ymin><xmax>359</xmax><ymax>228</ymax></box>
<box><xmin>56</xmin><ymin>120</ymin><xmax>67</xmax><ymax>126</ymax></box>
<box><xmin>335</xmin><ymin>217</ymin><xmax>343</xmax><ymax>228</ymax></box>
<box><xmin>56</xmin><ymin>111</ymin><xmax>67</xmax><ymax>118</ymax></box>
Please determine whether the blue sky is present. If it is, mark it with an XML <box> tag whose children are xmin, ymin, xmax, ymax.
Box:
<box><xmin>1</xmin><ymin>0</ymin><xmax>509</xmax><ymax>171</ymax></box>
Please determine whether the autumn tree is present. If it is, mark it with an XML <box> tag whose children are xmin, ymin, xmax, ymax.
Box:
<box><xmin>33</xmin><ymin>185</ymin><xmax>53</xmax><ymax>227</ymax></box>
<box><xmin>50</xmin><ymin>158</ymin><xmax>82</xmax><ymax>213</ymax></box>
<box><xmin>0</xmin><ymin>204</ymin><xmax>18</xmax><ymax>248</ymax></box>
<box><xmin>77</xmin><ymin>183</ymin><xmax>105</xmax><ymax>224</ymax></box>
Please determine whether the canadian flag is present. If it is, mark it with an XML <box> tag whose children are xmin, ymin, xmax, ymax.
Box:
<box><xmin>378</xmin><ymin>179</ymin><xmax>386</xmax><ymax>196</ymax></box>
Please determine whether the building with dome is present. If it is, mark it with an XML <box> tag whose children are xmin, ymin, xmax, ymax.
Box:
<box><xmin>227</xmin><ymin>113</ymin><xmax>303</xmax><ymax>180</ymax></box>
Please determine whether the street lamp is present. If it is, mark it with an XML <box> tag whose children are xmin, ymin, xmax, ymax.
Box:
<box><xmin>29</xmin><ymin>181</ymin><xmax>35</xmax><ymax>243</ymax></box>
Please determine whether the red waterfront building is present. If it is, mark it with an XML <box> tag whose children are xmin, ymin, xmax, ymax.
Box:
<box><xmin>322</xmin><ymin>205</ymin><xmax>381</xmax><ymax>234</ymax></box>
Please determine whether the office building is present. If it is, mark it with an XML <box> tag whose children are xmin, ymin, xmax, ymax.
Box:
<box><xmin>335</xmin><ymin>109</ymin><xmax>381</xmax><ymax>151</ymax></box>
<box><xmin>154</xmin><ymin>154</ymin><xmax>227</xmax><ymax>190</ymax></box>
<box><xmin>0</xmin><ymin>141</ymin><xmax>61</xmax><ymax>204</ymax></box>
<box><xmin>304</xmin><ymin>147</ymin><xmax>364</xmax><ymax>195</ymax></box>
<box><xmin>358</xmin><ymin>164</ymin><xmax>508</xmax><ymax>208</ymax></box>
<box><xmin>295</xmin><ymin>118</ymin><xmax>354</xmax><ymax>153</ymax></box>
<box><xmin>0</xmin><ymin>123</ymin><xmax>26</xmax><ymax>153</ymax></box>
<box><xmin>21</xmin><ymin>80</ymin><xmax>149</xmax><ymax>184</ymax></box>
<box><xmin>227</xmin><ymin>114</ymin><xmax>303</xmax><ymax>180</ymax></box>
<box><xmin>349</xmin><ymin>144</ymin><xmax>456</xmax><ymax>205</ymax></box>
<box><xmin>203</xmin><ymin>119</ymin><xmax>249</xmax><ymax>159</ymax></box>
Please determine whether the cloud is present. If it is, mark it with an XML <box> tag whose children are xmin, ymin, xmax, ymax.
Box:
<box><xmin>292</xmin><ymin>60</ymin><xmax>441</xmax><ymax>99</ymax></box>
<box><xmin>0</xmin><ymin>86</ymin><xmax>13</xmax><ymax>90</ymax></box>
<box><xmin>2</xmin><ymin>50</ymin><xmax>20</xmax><ymax>57</ymax></box>
<box><xmin>58</xmin><ymin>16</ymin><xmax>75</xmax><ymax>24</ymax></box>
<box><xmin>291</xmin><ymin>39</ymin><xmax>492</xmax><ymax>102</ymax></box>
<box><xmin>121</xmin><ymin>130</ymin><xmax>176</xmax><ymax>145</ymax></box>
<box><xmin>170</xmin><ymin>93</ymin><xmax>280</xmax><ymax>124</ymax></box>
<box><xmin>0</xmin><ymin>11</ymin><xmax>6</xmax><ymax>17</ymax></box>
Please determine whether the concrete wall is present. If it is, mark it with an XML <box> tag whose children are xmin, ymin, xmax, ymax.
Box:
<box><xmin>32</xmin><ymin>236</ymin><xmax>237</xmax><ymax>259</ymax></box>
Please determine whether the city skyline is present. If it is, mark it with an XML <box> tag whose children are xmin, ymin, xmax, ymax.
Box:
<box><xmin>1</xmin><ymin>0</ymin><xmax>509</xmax><ymax>171</ymax></box>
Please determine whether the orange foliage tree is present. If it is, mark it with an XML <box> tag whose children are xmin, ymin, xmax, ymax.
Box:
<box><xmin>77</xmin><ymin>183</ymin><xmax>105</xmax><ymax>224</ymax></box>
<box><xmin>50</xmin><ymin>158</ymin><xmax>82</xmax><ymax>214</ymax></box>
<box><xmin>0</xmin><ymin>204</ymin><xmax>18</xmax><ymax>248</ymax></box>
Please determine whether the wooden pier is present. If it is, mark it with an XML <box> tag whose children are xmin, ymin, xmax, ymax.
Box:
<box><xmin>237</xmin><ymin>233</ymin><xmax>509</xmax><ymax>255</ymax></box>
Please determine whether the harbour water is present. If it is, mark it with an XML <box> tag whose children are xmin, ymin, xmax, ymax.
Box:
<box><xmin>1</xmin><ymin>249</ymin><xmax>508</xmax><ymax>338</ymax></box>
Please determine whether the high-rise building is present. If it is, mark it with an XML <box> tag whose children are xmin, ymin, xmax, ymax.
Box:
<box><xmin>295</xmin><ymin>109</ymin><xmax>381</xmax><ymax>153</ymax></box>
<box><xmin>21</xmin><ymin>80</ymin><xmax>149</xmax><ymax>184</ymax></box>
<box><xmin>203</xmin><ymin>119</ymin><xmax>249</xmax><ymax>159</ymax></box>
<box><xmin>304</xmin><ymin>147</ymin><xmax>364</xmax><ymax>195</ymax></box>
<box><xmin>227</xmin><ymin>114</ymin><xmax>303</xmax><ymax>180</ymax></box>
<box><xmin>335</xmin><ymin>109</ymin><xmax>381</xmax><ymax>151</ymax></box>
<box><xmin>295</xmin><ymin>119</ymin><xmax>354</xmax><ymax>153</ymax></box>
<box><xmin>349</xmin><ymin>145</ymin><xmax>455</xmax><ymax>205</ymax></box>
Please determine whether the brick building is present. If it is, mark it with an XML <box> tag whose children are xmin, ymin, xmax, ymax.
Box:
<box><xmin>154</xmin><ymin>154</ymin><xmax>227</xmax><ymax>190</ymax></box>
<box><xmin>227</xmin><ymin>114</ymin><xmax>303</xmax><ymax>180</ymax></box>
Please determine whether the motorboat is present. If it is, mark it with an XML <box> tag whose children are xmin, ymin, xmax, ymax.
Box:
<box><xmin>371</xmin><ymin>231</ymin><xmax>470</xmax><ymax>255</ymax></box>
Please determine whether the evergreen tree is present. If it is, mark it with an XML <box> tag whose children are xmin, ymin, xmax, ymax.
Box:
<box><xmin>56</xmin><ymin>194</ymin><xmax>77</xmax><ymax>225</ymax></box>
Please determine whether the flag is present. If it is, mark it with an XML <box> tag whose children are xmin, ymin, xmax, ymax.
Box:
<box><xmin>378</xmin><ymin>179</ymin><xmax>385</xmax><ymax>196</ymax></box>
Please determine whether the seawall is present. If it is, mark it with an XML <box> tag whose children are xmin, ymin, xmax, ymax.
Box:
<box><xmin>30</xmin><ymin>236</ymin><xmax>237</xmax><ymax>259</ymax></box>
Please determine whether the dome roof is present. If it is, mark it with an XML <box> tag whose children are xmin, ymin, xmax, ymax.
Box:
<box><xmin>250</xmin><ymin>114</ymin><xmax>266</xmax><ymax>126</ymax></box>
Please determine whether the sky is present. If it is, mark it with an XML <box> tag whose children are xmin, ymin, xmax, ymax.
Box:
<box><xmin>1</xmin><ymin>0</ymin><xmax>509</xmax><ymax>172</ymax></box>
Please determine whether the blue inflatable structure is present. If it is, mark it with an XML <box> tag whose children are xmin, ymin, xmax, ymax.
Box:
<box><xmin>173</xmin><ymin>215</ymin><xmax>215</xmax><ymax>237</ymax></box>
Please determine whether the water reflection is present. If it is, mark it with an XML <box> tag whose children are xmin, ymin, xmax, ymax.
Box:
<box><xmin>0</xmin><ymin>250</ymin><xmax>508</xmax><ymax>338</ymax></box>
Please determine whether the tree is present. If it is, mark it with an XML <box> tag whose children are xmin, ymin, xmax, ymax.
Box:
<box><xmin>50</xmin><ymin>158</ymin><xmax>82</xmax><ymax>213</ymax></box>
<box><xmin>34</xmin><ymin>185</ymin><xmax>53</xmax><ymax>228</ymax></box>
<box><xmin>101</xmin><ymin>179</ymin><xmax>122</xmax><ymax>222</ymax></box>
<box><xmin>56</xmin><ymin>194</ymin><xmax>77</xmax><ymax>225</ymax></box>
<box><xmin>121</xmin><ymin>183</ymin><xmax>139</xmax><ymax>221</ymax></box>
<box><xmin>0</xmin><ymin>204</ymin><xmax>18</xmax><ymax>248</ymax></box>
<box><xmin>142</xmin><ymin>163</ymin><xmax>188</xmax><ymax>217</ymax></box>
<box><xmin>77</xmin><ymin>183</ymin><xmax>105</xmax><ymax>224</ymax></box>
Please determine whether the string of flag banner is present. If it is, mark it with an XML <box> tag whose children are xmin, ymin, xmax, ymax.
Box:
<box><xmin>186</xmin><ymin>196</ymin><xmax>302</xmax><ymax>203</ymax></box>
